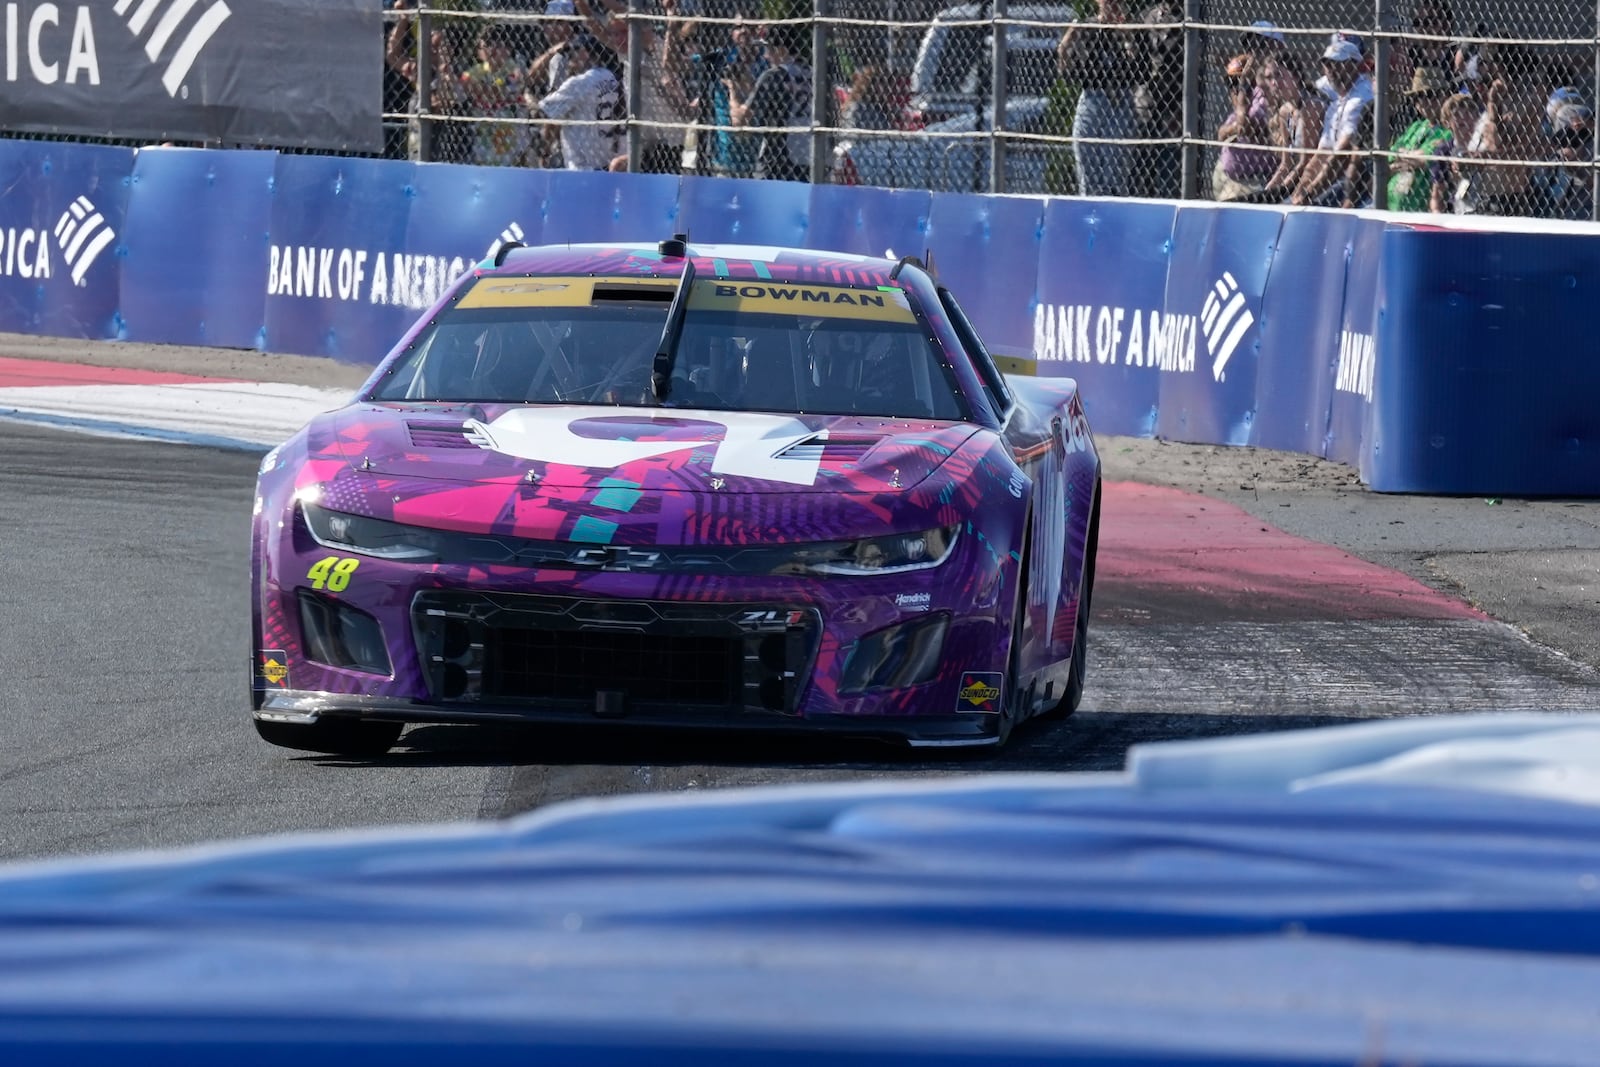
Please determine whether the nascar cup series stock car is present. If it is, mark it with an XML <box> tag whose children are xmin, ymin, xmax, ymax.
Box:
<box><xmin>250</xmin><ymin>236</ymin><xmax>1100</xmax><ymax>755</ymax></box>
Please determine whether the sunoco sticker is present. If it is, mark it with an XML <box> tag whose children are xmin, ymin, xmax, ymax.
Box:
<box><xmin>956</xmin><ymin>671</ymin><xmax>1003</xmax><ymax>713</ymax></box>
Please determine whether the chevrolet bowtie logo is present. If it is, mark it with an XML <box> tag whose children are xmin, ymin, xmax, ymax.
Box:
<box><xmin>570</xmin><ymin>546</ymin><xmax>663</xmax><ymax>570</ymax></box>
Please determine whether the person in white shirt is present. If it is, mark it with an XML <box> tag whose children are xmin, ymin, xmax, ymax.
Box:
<box><xmin>1290</xmin><ymin>35</ymin><xmax>1374</xmax><ymax>207</ymax></box>
<box><xmin>534</xmin><ymin>33</ymin><xmax>622</xmax><ymax>170</ymax></box>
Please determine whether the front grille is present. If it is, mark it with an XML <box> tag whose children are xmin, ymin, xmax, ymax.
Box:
<box><xmin>412</xmin><ymin>591</ymin><xmax>820</xmax><ymax>717</ymax></box>
<box><xmin>488</xmin><ymin>628</ymin><xmax>739</xmax><ymax>705</ymax></box>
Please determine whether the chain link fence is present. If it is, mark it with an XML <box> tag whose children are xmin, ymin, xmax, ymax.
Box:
<box><xmin>11</xmin><ymin>2</ymin><xmax>1594</xmax><ymax>220</ymax></box>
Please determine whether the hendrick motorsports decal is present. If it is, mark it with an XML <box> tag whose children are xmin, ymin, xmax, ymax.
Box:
<box><xmin>254</xmin><ymin>649</ymin><xmax>289</xmax><ymax>690</ymax></box>
<box><xmin>956</xmin><ymin>671</ymin><xmax>1004</xmax><ymax>713</ymax></box>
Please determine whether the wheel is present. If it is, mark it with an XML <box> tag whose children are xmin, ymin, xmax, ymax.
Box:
<box><xmin>254</xmin><ymin>717</ymin><xmax>404</xmax><ymax>757</ymax></box>
<box><xmin>1040</xmin><ymin>578</ymin><xmax>1091</xmax><ymax>720</ymax></box>
<box><xmin>999</xmin><ymin>532</ymin><xmax>1034</xmax><ymax>745</ymax></box>
<box><xmin>1040</xmin><ymin>540</ymin><xmax>1095</xmax><ymax>721</ymax></box>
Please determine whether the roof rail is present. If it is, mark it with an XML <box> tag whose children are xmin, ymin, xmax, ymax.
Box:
<box><xmin>658</xmin><ymin>232</ymin><xmax>689</xmax><ymax>258</ymax></box>
<box><xmin>492</xmin><ymin>240</ymin><xmax>523</xmax><ymax>267</ymax></box>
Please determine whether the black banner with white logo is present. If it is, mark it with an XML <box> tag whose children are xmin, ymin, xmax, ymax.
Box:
<box><xmin>0</xmin><ymin>0</ymin><xmax>381</xmax><ymax>152</ymax></box>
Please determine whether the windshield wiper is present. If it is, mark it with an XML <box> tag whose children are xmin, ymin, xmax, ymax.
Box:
<box><xmin>650</xmin><ymin>254</ymin><xmax>696</xmax><ymax>402</ymax></box>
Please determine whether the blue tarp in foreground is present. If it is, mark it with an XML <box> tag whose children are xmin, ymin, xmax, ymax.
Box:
<box><xmin>3</xmin><ymin>713</ymin><xmax>1600</xmax><ymax>1065</ymax></box>
<box><xmin>0</xmin><ymin>140</ymin><xmax>1594</xmax><ymax>495</ymax></box>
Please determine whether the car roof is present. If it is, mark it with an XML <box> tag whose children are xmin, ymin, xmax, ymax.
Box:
<box><xmin>491</xmin><ymin>242</ymin><xmax>906</xmax><ymax>289</ymax></box>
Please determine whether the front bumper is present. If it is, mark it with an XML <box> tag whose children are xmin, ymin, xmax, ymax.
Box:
<box><xmin>255</xmin><ymin>573</ymin><xmax>1012</xmax><ymax>746</ymax></box>
<box><xmin>254</xmin><ymin>493</ymin><xmax>1017</xmax><ymax>744</ymax></box>
<box><xmin>253</xmin><ymin>689</ymin><xmax>1004</xmax><ymax>747</ymax></box>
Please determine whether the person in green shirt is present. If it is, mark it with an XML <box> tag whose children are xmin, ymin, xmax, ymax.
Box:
<box><xmin>1387</xmin><ymin>66</ymin><xmax>1456</xmax><ymax>212</ymax></box>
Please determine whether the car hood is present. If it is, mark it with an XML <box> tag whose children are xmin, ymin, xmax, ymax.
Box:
<box><xmin>325</xmin><ymin>403</ymin><xmax>979</xmax><ymax>496</ymax></box>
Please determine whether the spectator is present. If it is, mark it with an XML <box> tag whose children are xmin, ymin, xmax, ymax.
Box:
<box><xmin>1437</xmin><ymin>90</ymin><xmax>1483</xmax><ymax>212</ymax></box>
<box><xmin>690</xmin><ymin>12</ymin><xmax>764</xmax><ymax>178</ymax></box>
<box><xmin>601</xmin><ymin>0</ymin><xmax>695</xmax><ymax>174</ymax></box>
<box><xmin>1239</xmin><ymin>20</ymin><xmax>1287</xmax><ymax>63</ymax></box>
<box><xmin>526</xmin><ymin>0</ymin><xmax>578</xmax><ymax>97</ymax></box>
<box><xmin>1212</xmin><ymin>53</ymin><xmax>1276</xmax><ymax>202</ymax></box>
<box><xmin>578</xmin><ymin>0</ymin><xmax>629</xmax><ymax>80</ymax></box>
<box><xmin>1056</xmin><ymin>0</ymin><xmax>1147</xmax><ymax>196</ymax></box>
<box><xmin>383</xmin><ymin>1</ymin><xmax>418</xmax><ymax>159</ymax></box>
<box><xmin>1537</xmin><ymin>101</ymin><xmax>1594</xmax><ymax>220</ymax></box>
<box><xmin>1545</xmin><ymin>86</ymin><xmax>1584</xmax><ymax>138</ymax></box>
<box><xmin>1260</xmin><ymin>55</ymin><xmax>1322</xmax><ymax>200</ymax></box>
<box><xmin>1408</xmin><ymin>0</ymin><xmax>1456</xmax><ymax>74</ymax></box>
<box><xmin>532</xmin><ymin>33</ymin><xmax>623</xmax><ymax>170</ymax></box>
<box><xmin>1384</xmin><ymin>66</ymin><xmax>1454</xmax><ymax>212</ymax></box>
<box><xmin>1130</xmin><ymin>0</ymin><xmax>1183</xmax><ymax>199</ymax></box>
<box><xmin>841</xmin><ymin>62</ymin><xmax>901</xmax><ymax>132</ymax></box>
<box><xmin>1458</xmin><ymin>43</ymin><xmax>1546</xmax><ymax>216</ymax></box>
<box><xmin>1452</xmin><ymin>24</ymin><xmax>1494</xmax><ymax>103</ymax></box>
<box><xmin>460</xmin><ymin>24</ymin><xmax>534</xmax><ymax>167</ymax></box>
<box><xmin>1289</xmin><ymin>35</ymin><xmax>1373</xmax><ymax>207</ymax></box>
<box><xmin>387</xmin><ymin>14</ymin><xmax>472</xmax><ymax>163</ymax></box>
<box><xmin>738</xmin><ymin>25</ymin><xmax>812</xmax><ymax>183</ymax></box>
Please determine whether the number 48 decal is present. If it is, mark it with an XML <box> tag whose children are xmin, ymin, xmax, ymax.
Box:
<box><xmin>307</xmin><ymin>556</ymin><xmax>361</xmax><ymax>592</ymax></box>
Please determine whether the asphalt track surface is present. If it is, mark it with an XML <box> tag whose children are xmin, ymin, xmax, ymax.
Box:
<box><xmin>4</xmin><ymin>343</ymin><xmax>1600</xmax><ymax>862</ymax></box>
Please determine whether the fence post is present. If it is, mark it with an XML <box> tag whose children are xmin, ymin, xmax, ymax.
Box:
<box><xmin>1372</xmin><ymin>0</ymin><xmax>1391</xmax><ymax>208</ymax></box>
<box><xmin>1592</xmin><ymin>0</ymin><xmax>1599</xmax><ymax>221</ymax></box>
<box><xmin>812</xmin><ymin>0</ymin><xmax>829</xmax><ymax>184</ymax></box>
<box><xmin>627</xmin><ymin>0</ymin><xmax>644</xmax><ymax>172</ymax></box>
<box><xmin>1180</xmin><ymin>0</ymin><xmax>1200</xmax><ymax>199</ymax></box>
<box><xmin>415</xmin><ymin>10</ymin><xmax>432</xmax><ymax>163</ymax></box>
<box><xmin>989</xmin><ymin>0</ymin><xmax>1008</xmax><ymax>193</ymax></box>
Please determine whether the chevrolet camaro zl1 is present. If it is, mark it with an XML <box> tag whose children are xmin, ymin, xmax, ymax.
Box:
<box><xmin>251</xmin><ymin>236</ymin><xmax>1100</xmax><ymax>755</ymax></box>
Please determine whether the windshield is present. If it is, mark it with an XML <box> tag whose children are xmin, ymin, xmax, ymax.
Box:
<box><xmin>367</xmin><ymin>275</ymin><xmax>967</xmax><ymax>421</ymax></box>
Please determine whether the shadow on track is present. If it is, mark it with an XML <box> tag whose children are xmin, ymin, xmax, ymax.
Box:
<box><xmin>297</xmin><ymin>710</ymin><xmax>1378</xmax><ymax>776</ymax></box>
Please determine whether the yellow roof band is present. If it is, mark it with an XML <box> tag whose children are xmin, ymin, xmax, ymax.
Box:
<box><xmin>689</xmin><ymin>281</ymin><xmax>916</xmax><ymax>323</ymax></box>
<box><xmin>457</xmin><ymin>275</ymin><xmax>916</xmax><ymax>324</ymax></box>
<box><xmin>456</xmin><ymin>275</ymin><xmax>676</xmax><ymax>308</ymax></box>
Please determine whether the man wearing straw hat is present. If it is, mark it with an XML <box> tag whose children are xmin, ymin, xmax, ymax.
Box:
<box><xmin>1386</xmin><ymin>66</ymin><xmax>1456</xmax><ymax>212</ymax></box>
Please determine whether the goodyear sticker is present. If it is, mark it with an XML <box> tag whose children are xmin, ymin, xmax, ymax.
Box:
<box><xmin>255</xmin><ymin>650</ymin><xmax>290</xmax><ymax>691</ymax></box>
<box><xmin>956</xmin><ymin>671</ymin><xmax>1004</xmax><ymax>713</ymax></box>
<box><xmin>456</xmin><ymin>275</ymin><xmax>675</xmax><ymax>309</ymax></box>
<box><xmin>689</xmin><ymin>281</ymin><xmax>915</xmax><ymax>323</ymax></box>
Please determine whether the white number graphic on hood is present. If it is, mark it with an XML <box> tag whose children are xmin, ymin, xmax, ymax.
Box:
<box><xmin>465</xmin><ymin>409</ymin><xmax>825</xmax><ymax>486</ymax></box>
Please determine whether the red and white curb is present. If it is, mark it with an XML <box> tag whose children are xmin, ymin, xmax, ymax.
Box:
<box><xmin>0</xmin><ymin>356</ymin><xmax>349</xmax><ymax>450</ymax></box>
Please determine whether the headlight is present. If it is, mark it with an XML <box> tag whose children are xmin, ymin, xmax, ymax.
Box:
<box><xmin>302</xmin><ymin>503</ymin><xmax>444</xmax><ymax>563</ymax></box>
<box><xmin>781</xmin><ymin>525</ymin><xmax>960</xmax><ymax>577</ymax></box>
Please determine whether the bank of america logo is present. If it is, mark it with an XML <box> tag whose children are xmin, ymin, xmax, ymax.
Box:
<box><xmin>54</xmin><ymin>197</ymin><xmax>115</xmax><ymax>287</ymax></box>
<box><xmin>114</xmin><ymin>0</ymin><xmax>232</xmax><ymax>97</ymax></box>
<box><xmin>486</xmin><ymin>221</ymin><xmax>525</xmax><ymax>260</ymax></box>
<box><xmin>1201</xmin><ymin>272</ymin><xmax>1255</xmax><ymax>382</ymax></box>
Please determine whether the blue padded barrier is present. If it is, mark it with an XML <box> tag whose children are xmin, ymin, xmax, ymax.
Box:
<box><xmin>119</xmin><ymin>147</ymin><xmax>275</xmax><ymax>350</ymax></box>
<box><xmin>0</xmin><ymin>142</ymin><xmax>132</xmax><ymax>340</ymax></box>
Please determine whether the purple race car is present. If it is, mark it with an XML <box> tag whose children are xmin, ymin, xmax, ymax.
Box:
<box><xmin>250</xmin><ymin>236</ymin><xmax>1100</xmax><ymax>755</ymax></box>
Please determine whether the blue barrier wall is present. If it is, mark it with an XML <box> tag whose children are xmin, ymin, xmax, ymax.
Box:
<box><xmin>0</xmin><ymin>139</ymin><xmax>1594</xmax><ymax>497</ymax></box>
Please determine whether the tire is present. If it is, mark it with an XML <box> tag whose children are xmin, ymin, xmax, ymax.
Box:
<box><xmin>999</xmin><ymin>527</ymin><xmax>1035</xmax><ymax>746</ymax></box>
<box><xmin>1040</xmin><ymin>576</ymin><xmax>1091</xmax><ymax>721</ymax></box>
<box><xmin>254</xmin><ymin>717</ymin><xmax>404</xmax><ymax>757</ymax></box>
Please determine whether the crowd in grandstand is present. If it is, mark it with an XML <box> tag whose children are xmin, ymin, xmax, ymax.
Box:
<box><xmin>383</xmin><ymin>0</ymin><xmax>1596</xmax><ymax>219</ymax></box>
